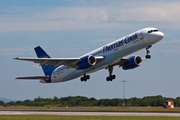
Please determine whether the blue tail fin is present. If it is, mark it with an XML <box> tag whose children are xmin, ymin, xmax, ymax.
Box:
<box><xmin>34</xmin><ymin>46</ymin><xmax>55</xmax><ymax>76</ymax></box>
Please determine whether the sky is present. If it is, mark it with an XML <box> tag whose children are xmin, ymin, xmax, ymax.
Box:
<box><xmin>0</xmin><ymin>0</ymin><xmax>180</xmax><ymax>101</ymax></box>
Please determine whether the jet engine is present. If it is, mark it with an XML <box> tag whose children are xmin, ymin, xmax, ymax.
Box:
<box><xmin>122</xmin><ymin>56</ymin><xmax>142</xmax><ymax>70</ymax></box>
<box><xmin>76</xmin><ymin>55</ymin><xmax>96</xmax><ymax>70</ymax></box>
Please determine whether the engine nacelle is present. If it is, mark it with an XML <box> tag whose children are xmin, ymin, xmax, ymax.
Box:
<box><xmin>76</xmin><ymin>55</ymin><xmax>96</xmax><ymax>70</ymax></box>
<box><xmin>122</xmin><ymin>56</ymin><xmax>142</xmax><ymax>70</ymax></box>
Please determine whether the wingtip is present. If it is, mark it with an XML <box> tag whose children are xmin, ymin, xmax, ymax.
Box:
<box><xmin>13</xmin><ymin>57</ymin><xmax>19</xmax><ymax>60</ymax></box>
<box><xmin>15</xmin><ymin>77</ymin><xmax>22</xmax><ymax>79</ymax></box>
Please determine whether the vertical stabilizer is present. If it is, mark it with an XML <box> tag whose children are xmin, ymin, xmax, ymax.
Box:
<box><xmin>34</xmin><ymin>46</ymin><xmax>55</xmax><ymax>75</ymax></box>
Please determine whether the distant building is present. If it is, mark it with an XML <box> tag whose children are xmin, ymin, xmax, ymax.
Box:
<box><xmin>164</xmin><ymin>101</ymin><xmax>174</xmax><ymax>108</ymax></box>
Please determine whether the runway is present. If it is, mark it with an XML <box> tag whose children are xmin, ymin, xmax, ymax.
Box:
<box><xmin>0</xmin><ymin>110</ymin><xmax>180</xmax><ymax>116</ymax></box>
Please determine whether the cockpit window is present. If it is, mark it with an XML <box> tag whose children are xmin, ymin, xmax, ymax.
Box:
<box><xmin>153</xmin><ymin>30</ymin><xmax>158</xmax><ymax>32</ymax></box>
<box><xmin>147</xmin><ymin>29</ymin><xmax>159</xmax><ymax>33</ymax></box>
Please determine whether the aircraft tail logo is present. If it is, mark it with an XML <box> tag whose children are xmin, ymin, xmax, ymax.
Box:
<box><xmin>34</xmin><ymin>46</ymin><xmax>55</xmax><ymax>75</ymax></box>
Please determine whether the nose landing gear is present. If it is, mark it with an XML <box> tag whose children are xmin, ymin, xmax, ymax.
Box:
<box><xmin>145</xmin><ymin>45</ymin><xmax>152</xmax><ymax>59</ymax></box>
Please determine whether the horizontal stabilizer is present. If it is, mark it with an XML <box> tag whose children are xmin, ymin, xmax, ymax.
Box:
<box><xmin>16</xmin><ymin>76</ymin><xmax>50</xmax><ymax>80</ymax></box>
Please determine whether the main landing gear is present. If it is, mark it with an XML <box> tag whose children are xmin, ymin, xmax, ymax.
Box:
<box><xmin>80</xmin><ymin>74</ymin><xmax>90</xmax><ymax>82</ymax></box>
<box><xmin>145</xmin><ymin>45</ymin><xmax>152</xmax><ymax>59</ymax></box>
<box><xmin>106</xmin><ymin>66</ymin><xmax>116</xmax><ymax>82</ymax></box>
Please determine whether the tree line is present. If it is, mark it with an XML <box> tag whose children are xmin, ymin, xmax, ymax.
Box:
<box><xmin>1</xmin><ymin>95</ymin><xmax>180</xmax><ymax>107</ymax></box>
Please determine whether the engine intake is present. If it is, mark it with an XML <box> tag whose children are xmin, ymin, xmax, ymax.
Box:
<box><xmin>76</xmin><ymin>55</ymin><xmax>96</xmax><ymax>70</ymax></box>
<box><xmin>122</xmin><ymin>56</ymin><xmax>142</xmax><ymax>70</ymax></box>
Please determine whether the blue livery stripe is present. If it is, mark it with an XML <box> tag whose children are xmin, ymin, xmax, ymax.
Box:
<box><xmin>34</xmin><ymin>46</ymin><xmax>56</xmax><ymax>83</ymax></box>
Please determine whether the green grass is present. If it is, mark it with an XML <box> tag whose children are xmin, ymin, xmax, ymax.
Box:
<box><xmin>0</xmin><ymin>115</ymin><xmax>180</xmax><ymax>120</ymax></box>
<box><xmin>1</xmin><ymin>106</ymin><xmax>180</xmax><ymax>111</ymax></box>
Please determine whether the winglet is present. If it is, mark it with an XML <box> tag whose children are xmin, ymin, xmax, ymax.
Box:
<box><xmin>14</xmin><ymin>57</ymin><xmax>19</xmax><ymax>60</ymax></box>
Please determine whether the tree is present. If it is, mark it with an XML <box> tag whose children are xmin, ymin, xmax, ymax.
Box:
<box><xmin>0</xmin><ymin>101</ymin><xmax>5</xmax><ymax>106</ymax></box>
<box><xmin>52</xmin><ymin>96</ymin><xmax>59</xmax><ymax>103</ymax></box>
<box><xmin>34</xmin><ymin>96</ymin><xmax>44</xmax><ymax>102</ymax></box>
<box><xmin>6</xmin><ymin>101</ymin><xmax>15</xmax><ymax>106</ymax></box>
<box><xmin>3</xmin><ymin>95</ymin><xmax>180</xmax><ymax>107</ymax></box>
<box><xmin>16</xmin><ymin>101</ymin><xmax>23</xmax><ymax>106</ymax></box>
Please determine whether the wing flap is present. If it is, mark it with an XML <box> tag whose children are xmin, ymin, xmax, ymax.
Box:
<box><xmin>14</xmin><ymin>57</ymin><xmax>80</xmax><ymax>67</ymax></box>
<box><xmin>16</xmin><ymin>76</ymin><xmax>50</xmax><ymax>80</ymax></box>
<box><xmin>14</xmin><ymin>56</ymin><xmax>105</xmax><ymax>68</ymax></box>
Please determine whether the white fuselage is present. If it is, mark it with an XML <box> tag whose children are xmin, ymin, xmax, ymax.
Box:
<box><xmin>40</xmin><ymin>27</ymin><xmax>164</xmax><ymax>83</ymax></box>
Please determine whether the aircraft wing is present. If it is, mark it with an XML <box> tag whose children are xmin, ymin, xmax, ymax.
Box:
<box><xmin>113</xmin><ymin>58</ymin><xmax>128</xmax><ymax>67</ymax></box>
<box><xmin>112</xmin><ymin>57</ymin><xmax>146</xmax><ymax>67</ymax></box>
<box><xmin>14</xmin><ymin>56</ymin><xmax>104</xmax><ymax>68</ymax></box>
<box><xmin>16</xmin><ymin>76</ymin><xmax>50</xmax><ymax>80</ymax></box>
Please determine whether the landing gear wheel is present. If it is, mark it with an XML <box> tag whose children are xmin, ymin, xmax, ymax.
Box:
<box><xmin>145</xmin><ymin>55</ymin><xmax>151</xmax><ymax>59</ymax></box>
<box><xmin>106</xmin><ymin>75</ymin><xmax>116</xmax><ymax>82</ymax></box>
<box><xmin>106</xmin><ymin>66</ymin><xmax>116</xmax><ymax>82</ymax></box>
<box><xmin>109</xmin><ymin>76</ymin><xmax>112</xmax><ymax>81</ymax></box>
<box><xmin>80</xmin><ymin>74</ymin><xmax>90</xmax><ymax>82</ymax></box>
<box><xmin>87</xmin><ymin>75</ymin><xmax>90</xmax><ymax>79</ymax></box>
<box><xmin>106</xmin><ymin>77</ymin><xmax>109</xmax><ymax>81</ymax></box>
<box><xmin>81</xmin><ymin>77</ymin><xmax>84</xmax><ymax>82</ymax></box>
<box><xmin>112</xmin><ymin>75</ymin><xmax>116</xmax><ymax>79</ymax></box>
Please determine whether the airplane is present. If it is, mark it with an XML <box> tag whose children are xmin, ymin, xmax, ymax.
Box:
<box><xmin>14</xmin><ymin>27</ymin><xmax>164</xmax><ymax>83</ymax></box>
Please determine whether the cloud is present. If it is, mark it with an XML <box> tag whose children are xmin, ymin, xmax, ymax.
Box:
<box><xmin>0</xmin><ymin>1</ymin><xmax>180</xmax><ymax>32</ymax></box>
<box><xmin>92</xmin><ymin>38</ymin><xmax>115</xmax><ymax>46</ymax></box>
<box><xmin>156</xmin><ymin>39</ymin><xmax>180</xmax><ymax>53</ymax></box>
<box><xmin>0</xmin><ymin>45</ymin><xmax>91</xmax><ymax>57</ymax></box>
<box><xmin>94</xmin><ymin>38</ymin><xmax>115</xmax><ymax>42</ymax></box>
<box><xmin>0</xmin><ymin>46</ymin><xmax>34</xmax><ymax>56</ymax></box>
<box><xmin>33</xmin><ymin>64</ymin><xmax>41</xmax><ymax>70</ymax></box>
<box><xmin>162</xmin><ymin>39</ymin><xmax>180</xmax><ymax>43</ymax></box>
<box><xmin>111</xmin><ymin>1</ymin><xmax>180</xmax><ymax>22</ymax></box>
<box><xmin>141</xmin><ymin>75</ymin><xmax>150</xmax><ymax>79</ymax></box>
<box><xmin>157</xmin><ymin>48</ymin><xmax>180</xmax><ymax>53</ymax></box>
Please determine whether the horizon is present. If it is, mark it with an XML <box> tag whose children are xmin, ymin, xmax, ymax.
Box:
<box><xmin>0</xmin><ymin>94</ymin><xmax>177</xmax><ymax>103</ymax></box>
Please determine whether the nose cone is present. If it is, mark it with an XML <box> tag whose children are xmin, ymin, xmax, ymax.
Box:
<box><xmin>156</xmin><ymin>32</ymin><xmax>164</xmax><ymax>41</ymax></box>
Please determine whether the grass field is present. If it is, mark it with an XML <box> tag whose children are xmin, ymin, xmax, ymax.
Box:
<box><xmin>0</xmin><ymin>106</ymin><xmax>180</xmax><ymax>111</ymax></box>
<box><xmin>0</xmin><ymin>115</ymin><xmax>180</xmax><ymax>120</ymax></box>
